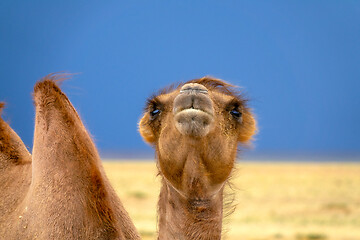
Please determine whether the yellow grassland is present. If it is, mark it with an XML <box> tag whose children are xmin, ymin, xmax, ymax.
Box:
<box><xmin>103</xmin><ymin>160</ymin><xmax>360</xmax><ymax>240</ymax></box>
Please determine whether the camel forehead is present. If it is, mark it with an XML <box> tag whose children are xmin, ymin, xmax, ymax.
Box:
<box><xmin>156</xmin><ymin>91</ymin><xmax>178</xmax><ymax>104</ymax></box>
<box><xmin>154</xmin><ymin>78</ymin><xmax>241</xmax><ymax>104</ymax></box>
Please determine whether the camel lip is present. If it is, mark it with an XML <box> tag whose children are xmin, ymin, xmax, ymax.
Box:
<box><xmin>173</xmin><ymin>108</ymin><xmax>213</xmax><ymax>117</ymax></box>
<box><xmin>173</xmin><ymin>108</ymin><xmax>214</xmax><ymax>137</ymax></box>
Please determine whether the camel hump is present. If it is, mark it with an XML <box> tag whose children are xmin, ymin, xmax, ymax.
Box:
<box><xmin>30</xmin><ymin>75</ymin><xmax>140</xmax><ymax>239</ymax></box>
<box><xmin>0</xmin><ymin>102</ymin><xmax>31</xmax><ymax>169</ymax></box>
<box><xmin>33</xmin><ymin>73</ymin><xmax>78</xmax><ymax>119</ymax></box>
<box><xmin>32</xmin><ymin>73</ymin><xmax>98</xmax><ymax>172</ymax></box>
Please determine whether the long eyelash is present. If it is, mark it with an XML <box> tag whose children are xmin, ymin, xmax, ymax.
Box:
<box><xmin>144</xmin><ymin>96</ymin><xmax>160</xmax><ymax>113</ymax></box>
<box><xmin>227</xmin><ymin>99</ymin><xmax>242</xmax><ymax>111</ymax></box>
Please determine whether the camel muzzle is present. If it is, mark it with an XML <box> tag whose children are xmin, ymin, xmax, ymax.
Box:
<box><xmin>173</xmin><ymin>83</ymin><xmax>214</xmax><ymax>137</ymax></box>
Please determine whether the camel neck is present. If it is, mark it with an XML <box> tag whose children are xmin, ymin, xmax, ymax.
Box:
<box><xmin>157</xmin><ymin>179</ymin><xmax>223</xmax><ymax>240</ymax></box>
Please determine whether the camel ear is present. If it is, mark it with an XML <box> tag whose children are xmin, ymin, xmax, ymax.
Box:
<box><xmin>138</xmin><ymin>114</ymin><xmax>156</xmax><ymax>144</ymax></box>
<box><xmin>0</xmin><ymin>102</ymin><xmax>32</xmax><ymax>168</ymax></box>
<box><xmin>238</xmin><ymin>110</ymin><xmax>257</xmax><ymax>144</ymax></box>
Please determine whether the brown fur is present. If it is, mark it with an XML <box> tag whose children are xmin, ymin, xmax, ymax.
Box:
<box><xmin>1</xmin><ymin>75</ymin><xmax>256</xmax><ymax>240</ymax></box>
<box><xmin>139</xmin><ymin>77</ymin><xmax>257</xmax><ymax>239</ymax></box>
<box><xmin>0</xmin><ymin>74</ymin><xmax>140</xmax><ymax>239</ymax></box>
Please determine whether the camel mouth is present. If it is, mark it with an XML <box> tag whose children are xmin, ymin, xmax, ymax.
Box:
<box><xmin>174</xmin><ymin>108</ymin><xmax>213</xmax><ymax>117</ymax></box>
<box><xmin>174</xmin><ymin>109</ymin><xmax>214</xmax><ymax>137</ymax></box>
<box><xmin>175</xmin><ymin>108</ymin><xmax>213</xmax><ymax>118</ymax></box>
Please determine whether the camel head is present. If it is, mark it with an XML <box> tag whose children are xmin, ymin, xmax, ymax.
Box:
<box><xmin>139</xmin><ymin>77</ymin><xmax>256</xmax><ymax>202</ymax></box>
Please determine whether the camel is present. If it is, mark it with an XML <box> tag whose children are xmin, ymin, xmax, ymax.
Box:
<box><xmin>0</xmin><ymin>74</ymin><xmax>256</xmax><ymax>240</ymax></box>
<box><xmin>0</xmin><ymin>75</ymin><xmax>140</xmax><ymax>239</ymax></box>
<box><xmin>138</xmin><ymin>77</ymin><xmax>256</xmax><ymax>239</ymax></box>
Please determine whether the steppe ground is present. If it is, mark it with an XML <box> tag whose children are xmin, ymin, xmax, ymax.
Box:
<box><xmin>103</xmin><ymin>160</ymin><xmax>360</xmax><ymax>240</ymax></box>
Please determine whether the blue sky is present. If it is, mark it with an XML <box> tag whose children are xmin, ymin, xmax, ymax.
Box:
<box><xmin>0</xmin><ymin>1</ymin><xmax>359</xmax><ymax>157</ymax></box>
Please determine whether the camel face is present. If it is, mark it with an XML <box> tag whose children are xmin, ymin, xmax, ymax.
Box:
<box><xmin>139</xmin><ymin>77</ymin><xmax>256</xmax><ymax>199</ymax></box>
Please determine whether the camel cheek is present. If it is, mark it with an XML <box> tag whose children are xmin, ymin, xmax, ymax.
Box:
<box><xmin>238</xmin><ymin>111</ymin><xmax>257</xmax><ymax>143</ymax></box>
<box><xmin>138</xmin><ymin>115</ymin><xmax>156</xmax><ymax>144</ymax></box>
<box><xmin>156</xmin><ymin>127</ymin><xmax>186</xmax><ymax>187</ymax></box>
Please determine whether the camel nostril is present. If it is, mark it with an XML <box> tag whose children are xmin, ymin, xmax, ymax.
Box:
<box><xmin>179</xmin><ymin>83</ymin><xmax>208</xmax><ymax>94</ymax></box>
<box><xmin>173</xmin><ymin>83</ymin><xmax>213</xmax><ymax>116</ymax></box>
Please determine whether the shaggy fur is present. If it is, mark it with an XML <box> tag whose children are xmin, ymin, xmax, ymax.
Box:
<box><xmin>0</xmin><ymin>74</ymin><xmax>140</xmax><ymax>239</ymax></box>
<box><xmin>1</xmin><ymin>74</ymin><xmax>256</xmax><ymax>240</ymax></box>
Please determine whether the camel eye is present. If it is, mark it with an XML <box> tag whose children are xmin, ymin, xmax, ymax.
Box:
<box><xmin>230</xmin><ymin>108</ymin><xmax>242</xmax><ymax>119</ymax></box>
<box><xmin>150</xmin><ymin>108</ymin><xmax>161</xmax><ymax>119</ymax></box>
